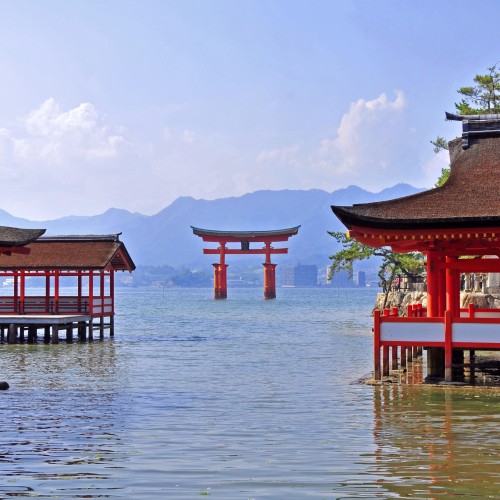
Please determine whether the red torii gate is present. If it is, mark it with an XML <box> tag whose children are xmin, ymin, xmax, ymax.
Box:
<box><xmin>191</xmin><ymin>226</ymin><xmax>300</xmax><ymax>299</ymax></box>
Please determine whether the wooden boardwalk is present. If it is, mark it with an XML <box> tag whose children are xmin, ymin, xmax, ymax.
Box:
<box><xmin>0</xmin><ymin>314</ymin><xmax>113</xmax><ymax>344</ymax></box>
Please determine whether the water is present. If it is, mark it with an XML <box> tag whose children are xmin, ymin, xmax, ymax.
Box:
<box><xmin>0</xmin><ymin>287</ymin><xmax>499</xmax><ymax>499</ymax></box>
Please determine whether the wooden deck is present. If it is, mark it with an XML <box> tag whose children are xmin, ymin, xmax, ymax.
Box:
<box><xmin>0</xmin><ymin>313</ymin><xmax>113</xmax><ymax>344</ymax></box>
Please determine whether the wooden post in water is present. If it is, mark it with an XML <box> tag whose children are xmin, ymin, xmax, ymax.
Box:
<box><xmin>51</xmin><ymin>324</ymin><xmax>59</xmax><ymax>344</ymax></box>
<box><xmin>8</xmin><ymin>324</ymin><xmax>17</xmax><ymax>344</ymax></box>
<box><xmin>28</xmin><ymin>325</ymin><xmax>37</xmax><ymax>343</ymax></box>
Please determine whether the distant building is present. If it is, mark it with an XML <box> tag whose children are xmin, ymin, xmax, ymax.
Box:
<box><xmin>282</xmin><ymin>264</ymin><xmax>318</xmax><ymax>287</ymax></box>
<box><xmin>354</xmin><ymin>270</ymin><xmax>366</xmax><ymax>288</ymax></box>
<box><xmin>330</xmin><ymin>269</ymin><xmax>354</xmax><ymax>288</ymax></box>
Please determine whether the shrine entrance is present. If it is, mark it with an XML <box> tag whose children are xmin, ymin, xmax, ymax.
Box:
<box><xmin>191</xmin><ymin>226</ymin><xmax>300</xmax><ymax>299</ymax></box>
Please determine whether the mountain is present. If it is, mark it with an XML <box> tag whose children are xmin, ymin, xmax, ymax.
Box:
<box><xmin>0</xmin><ymin>184</ymin><xmax>424</xmax><ymax>268</ymax></box>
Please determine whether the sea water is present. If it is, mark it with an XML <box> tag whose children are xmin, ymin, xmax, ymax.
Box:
<box><xmin>0</xmin><ymin>287</ymin><xmax>499</xmax><ymax>499</ymax></box>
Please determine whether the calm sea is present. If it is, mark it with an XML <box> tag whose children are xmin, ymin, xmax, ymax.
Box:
<box><xmin>0</xmin><ymin>287</ymin><xmax>499</xmax><ymax>499</ymax></box>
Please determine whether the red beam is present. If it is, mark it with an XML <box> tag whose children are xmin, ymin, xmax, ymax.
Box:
<box><xmin>203</xmin><ymin>248</ymin><xmax>288</xmax><ymax>255</ymax></box>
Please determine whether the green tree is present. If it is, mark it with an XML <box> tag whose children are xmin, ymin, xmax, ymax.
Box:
<box><xmin>431</xmin><ymin>64</ymin><xmax>500</xmax><ymax>187</ymax></box>
<box><xmin>328</xmin><ymin>231</ymin><xmax>425</xmax><ymax>307</ymax></box>
<box><xmin>455</xmin><ymin>64</ymin><xmax>500</xmax><ymax>115</ymax></box>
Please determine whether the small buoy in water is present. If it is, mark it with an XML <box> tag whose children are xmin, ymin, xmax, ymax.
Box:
<box><xmin>0</xmin><ymin>381</ymin><xmax>9</xmax><ymax>390</ymax></box>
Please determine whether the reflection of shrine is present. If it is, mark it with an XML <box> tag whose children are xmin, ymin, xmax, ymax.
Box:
<box><xmin>191</xmin><ymin>226</ymin><xmax>300</xmax><ymax>299</ymax></box>
<box><xmin>332</xmin><ymin>114</ymin><xmax>500</xmax><ymax>381</ymax></box>
<box><xmin>372</xmin><ymin>386</ymin><xmax>500</xmax><ymax>498</ymax></box>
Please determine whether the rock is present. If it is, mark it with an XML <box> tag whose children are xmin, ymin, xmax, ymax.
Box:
<box><xmin>0</xmin><ymin>381</ymin><xmax>9</xmax><ymax>390</ymax></box>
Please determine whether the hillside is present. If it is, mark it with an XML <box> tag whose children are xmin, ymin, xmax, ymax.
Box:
<box><xmin>0</xmin><ymin>184</ymin><xmax>423</xmax><ymax>268</ymax></box>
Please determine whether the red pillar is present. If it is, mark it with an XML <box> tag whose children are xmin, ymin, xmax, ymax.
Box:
<box><xmin>373</xmin><ymin>309</ymin><xmax>381</xmax><ymax>380</ymax></box>
<box><xmin>20</xmin><ymin>270</ymin><xmax>25</xmax><ymax>314</ymax></box>
<box><xmin>446</xmin><ymin>257</ymin><xmax>459</xmax><ymax>317</ymax></box>
<box><xmin>54</xmin><ymin>270</ymin><xmax>60</xmax><ymax>314</ymax></box>
<box><xmin>213</xmin><ymin>242</ymin><xmax>228</xmax><ymax>299</ymax></box>
<box><xmin>426</xmin><ymin>250</ymin><xmax>439</xmax><ymax>317</ymax></box>
<box><xmin>263</xmin><ymin>263</ymin><xmax>277</xmax><ymax>299</ymax></box>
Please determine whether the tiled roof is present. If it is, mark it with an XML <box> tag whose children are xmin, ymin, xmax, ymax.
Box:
<box><xmin>332</xmin><ymin>136</ymin><xmax>500</xmax><ymax>230</ymax></box>
<box><xmin>0</xmin><ymin>235</ymin><xmax>135</xmax><ymax>271</ymax></box>
<box><xmin>0</xmin><ymin>226</ymin><xmax>45</xmax><ymax>247</ymax></box>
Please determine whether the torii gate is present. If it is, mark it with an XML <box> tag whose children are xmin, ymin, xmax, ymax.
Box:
<box><xmin>191</xmin><ymin>226</ymin><xmax>300</xmax><ymax>299</ymax></box>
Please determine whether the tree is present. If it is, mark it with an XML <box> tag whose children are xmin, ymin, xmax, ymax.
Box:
<box><xmin>431</xmin><ymin>64</ymin><xmax>500</xmax><ymax>187</ymax></box>
<box><xmin>455</xmin><ymin>64</ymin><xmax>500</xmax><ymax>115</ymax></box>
<box><xmin>328</xmin><ymin>231</ymin><xmax>425</xmax><ymax>307</ymax></box>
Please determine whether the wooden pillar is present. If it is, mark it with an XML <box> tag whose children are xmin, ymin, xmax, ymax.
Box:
<box><xmin>263</xmin><ymin>263</ymin><xmax>277</xmax><ymax>299</ymax></box>
<box><xmin>65</xmin><ymin>325</ymin><xmax>73</xmax><ymax>343</ymax></box>
<box><xmin>109</xmin><ymin>315</ymin><xmax>115</xmax><ymax>337</ymax></box>
<box><xmin>20</xmin><ymin>270</ymin><xmax>25</xmax><ymax>315</ymax></box>
<box><xmin>8</xmin><ymin>324</ymin><xmax>17</xmax><ymax>344</ymax></box>
<box><xmin>391</xmin><ymin>345</ymin><xmax>399</xmax><ymax>371</ymax></box>
<box><xmin>19</xmin><ymin>326</ymin><xmax>25</xmax><ymax>342</ymax></box>
<box><xmin>373</xmin><ymin>309</ymin><xmax>381</xmax><ymax>380</ymax></box>
<box><xmin>27</xmin><ymin>325</ymin><xmax>37</xmax><ymax>343</ymax></box>
<box><xmin>54</xmin><ymin>270</ymin><xmax>60</xmax><ymax>314</ymax></box>
<box><xmin>78</xmin><ymin>271</ymin><xmax>83</xmax><ymax>312</ymax></box>
<box><xmin>426</xmin><ymin>250</ymin><xmax>439</xmax><ymax>317</ymax></box>
<box><xmin>213</xmin><ymin>263</ymin><xmax>228</xmax><ymax>299</ymax></box>
<box><xmin>88</xmin><ymin>318</ymin><xmax>94</xmax><ymax>341</ymax></box>
<box><xmin>89</xmin><ymin>270</ymin><xmax>94</xmax><ymax>320</ymax></box>
<box><xmin>446</xmin><ymin>257</ymin><xmax>459</xmax><ymax>317</ymax></box>
<box><xmin>110</xmin><ymin>271</ymin><xmax>115</xmax><ymax>336</ymax></box>
<box><xmin>44</xmin><ymin>326</ymin><xmax>50</xmax><ymax>343</ymax></box>
<box><xmin>45</xmin><ymin>273</ymin><xmax>51</xmax><ymax>313</ymax></box>
<box><xmin>14</xmin><ymin>272</ymin><xmax>19</xmax><ymax>314</ymax></box>
<box><xmin>78</xmin><ymin>321</ymin><xmax>87</xmax><ymax>341</ymax></box>
<box><xmin>382</xmin><ymin>346</ymin><xmax>390</xmax><ymax>376</ymax></box>
<box><xmin>1</xmin><ymin>326</ymin><xmax>4</xmax><ymax>343</ymax></box>
<box><xmin>444</xmin><ymin>310</ymin><xmax>453</xmax><ymax>382</ymax></box>
<box><xmin>51</xmin><ymin>324</ymin><xmax>59</xmax><ymax>344</ymax></box>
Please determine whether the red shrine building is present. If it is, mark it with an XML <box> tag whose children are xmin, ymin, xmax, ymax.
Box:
<box><xmin>332</xmin><ymin>113</ymin><xmax>500</xmax><ymax>382</ymax></box>
<box><xmin>0</xmin><ymin>232</ymin><xmax>135</xmax><ymax>343</ymax></box>
<box><xmin>192</xmin><ymin>226</ymin><xmax>300</xmax><ymax>299</ymax></box>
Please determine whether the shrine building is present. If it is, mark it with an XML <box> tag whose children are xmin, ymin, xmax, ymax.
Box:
<box><xmin>0</xmin><ymin>233</ymin><xmax>135</xmax><ymax>344</ymax></box>
<box><xmin>331</xmin><ymin>113</ymin><xmax>500</xmax><ymax>382</ymax></box>
<box><xmin>192</xmin><ymin>226</ymin><xmax>300</xmax><ymax>299</ymax></box>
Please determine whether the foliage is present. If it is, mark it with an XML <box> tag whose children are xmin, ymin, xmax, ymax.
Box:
<box><xmin>328</xmin><ymin>231</ymin><xmax>425</xmax><ymax>292</ymax></box>
<box><xmin>435</xmin><ymin>167</ymin><xmax>450</xmax><ymax>187</ymax></box>
<box><xmin>430</xmin><ymin>136</ymin><xmax>449</xmax><ymax>153</ymax></box>
<box><xmin>432</xmin><ymin>63</ymin><xmax>500</xmax><ymax>170</ymax></box>
<box><xmin>455</xmin><ymin>64</ymin><xmax>500</xmax><ymax>115</ymax></box>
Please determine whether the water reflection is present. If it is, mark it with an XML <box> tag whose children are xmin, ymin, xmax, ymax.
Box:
<box><xmin>372</xmin><ymin>385</ymin><xmax>500</xmax><ymax>498</ymax></box>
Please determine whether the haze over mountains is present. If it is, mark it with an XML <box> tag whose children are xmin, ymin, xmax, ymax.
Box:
<box><xmin>0</xmin><ymin>184</ymin><xmax>423</xmax><ymax>269</ymax></box>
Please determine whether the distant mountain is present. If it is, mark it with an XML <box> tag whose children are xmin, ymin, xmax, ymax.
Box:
<box><xmin>0</xmin><ymin>184</ymin><xmax>423</xmax><ymax>268</ymax></box>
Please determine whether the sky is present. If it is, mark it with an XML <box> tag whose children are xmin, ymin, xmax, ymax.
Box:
<box><xmin>0</xmin><ymin>0</ymin><xmax>498</xmax><ymax>220</ymax></box>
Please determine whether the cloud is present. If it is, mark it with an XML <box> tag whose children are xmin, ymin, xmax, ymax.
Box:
<box><xmin>319</xmin><ymin>91</ymin><xmax>409</xmax><ymax>178</ymax></box>
<box><xmin>252</xmin><ymin>91</ymin><xmax>426</xmax><ymax>193</ymax></box>
<box><xmin>13</xmin><ymin>98</ymin><xmax>126</xmax><ymax>167</ymax></box>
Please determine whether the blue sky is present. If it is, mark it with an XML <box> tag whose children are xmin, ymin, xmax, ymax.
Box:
<box><xmin>0</xmin><ymin>0</ymin><xmax>498</xmax><ymax>220</ymax></box>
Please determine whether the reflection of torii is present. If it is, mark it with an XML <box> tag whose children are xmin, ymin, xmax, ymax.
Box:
<box><xmin>191</xmin><ymin>226</ymin><xmax>300</xmax><ymax>299</ymax></box>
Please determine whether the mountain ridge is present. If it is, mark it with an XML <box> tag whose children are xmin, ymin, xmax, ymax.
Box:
<box><xmin>0</xmin><ymin>184</ymin><xmax>424</xmax><ymax>267</ymax></box>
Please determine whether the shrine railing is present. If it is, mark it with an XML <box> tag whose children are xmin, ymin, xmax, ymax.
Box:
<box><xmin>0</xmin><ymin>295</ymin><xmax>113</xmax><ymax>317</ymax></box>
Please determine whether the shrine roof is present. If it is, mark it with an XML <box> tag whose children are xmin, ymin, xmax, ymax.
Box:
<box><xmin>0</xmin><ymin>234</ymin><xmax>135</xmax><ymax>271</ymax></box>
<box><xmin>332</xmin><ymin>133</ymin><xmax>500</xmax><ymax>231</ymax></box>
<box><xmin>191</xmin><ymin>226</ymin><xmax>300</xmax><ymax>241</ymax></box>
<box><xmin>0</xmin><ymin>226</ymin><xmax>45</xmax><ymax>247</ymax></box>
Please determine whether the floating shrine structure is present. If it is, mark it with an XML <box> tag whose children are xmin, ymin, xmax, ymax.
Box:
<box><xmin>0</xmin><ymin>233</ymin><xmax>135</xmax><ymax>344</ymax></box>
<box><xmin>332</xmin><ymin>113</ymin><xmax>500</xmax><ymax>382</ymax></box>
<box><xmin>191</xmin><ymin>226</ymin><xmax>300</xmax><ymax>299</ymax></box>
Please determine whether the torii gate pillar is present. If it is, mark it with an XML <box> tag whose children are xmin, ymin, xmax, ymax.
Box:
<box><xmin>263</xmin><ymin>263</ymin><xmax>277</xmax><ymax>299</ymax></box>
